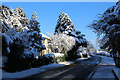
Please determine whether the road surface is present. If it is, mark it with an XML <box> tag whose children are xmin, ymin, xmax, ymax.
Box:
<box><xmin>21</xmin><ymin>56</ymin><xmax>101</xmax><ymax>80</ymax></box>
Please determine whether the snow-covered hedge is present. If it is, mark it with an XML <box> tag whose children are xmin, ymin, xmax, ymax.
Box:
<box><xmin>43</xmin><ymin>53</ymin><xmax>65</xmax><ymax>63</ymax></box>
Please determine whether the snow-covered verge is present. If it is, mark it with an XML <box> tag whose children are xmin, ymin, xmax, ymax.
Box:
<box><xmin>2</xmin><ymin>57</ymin><xmax>89</xmax><ymax>79</ymax></box>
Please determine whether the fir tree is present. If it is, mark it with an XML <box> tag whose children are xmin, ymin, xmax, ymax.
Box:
<box><xmin>53</xmin><ymin>12</ymin><xmax>88</xmax><ymax>60</ymax></box>
<box><xmin>27</xmin><ymin>12</ymin><xmax>45</xmax><ymax>57</ymax></box>
<box><xmin>29</xmin><ymin>12</ymin><xmax>40</xmax><ymax>33</ymax></box>
<box><xmin>14</xmin><ymin>6</ymin><xmax>26</xmax><ymax>17</ymax></box>
<box><xmin>1</xmin><ymin>5</ymin><xmax>29</xmax><ymax>32</ymax></box>
<box><xmin>55</xmin><ymin>12</ymin><xmax>75</xmax><ymax>35</ymax></box>
<box><xmin>55</xmin><ymin>12</ymin><xmax>87</xmax><ymax>46</ymax></box>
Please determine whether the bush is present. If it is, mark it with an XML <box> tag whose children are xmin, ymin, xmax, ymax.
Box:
<box><xmin>2</xmin><ymin>35</ymin><xmax>8</xmax><ymax>56</ymax></box>
<box><xmin>31</xmin><ymin>59</ymin><xmax>43</xmax><ymax>68</ymax></box>
<box><xmin>82</xmin><ymin>53</ymin><xmax>88</xmax><ymax>58</ymax></box>
<box><xmin>43</xmin><ymin>53</ymin><xmax>66</xmax><ymax>64</ymax></box>
<box><xmin>3</xmin><ymin>39</ymin><xmax>31</xmax><ymax>72</ymax></box>
<box><xmin>31</xmin><ymin>55</ymin><xmax>54</xmax><ymax>68</ymax></box>
<box><xmin>77</xmin><ymin>53</ymin><xmax>84</xmax><ymax>58</ymax></box>
<box><xmin>53</xmin><ymin>56</ymin><xmax>66</xmax><ymax>63</ymax></box>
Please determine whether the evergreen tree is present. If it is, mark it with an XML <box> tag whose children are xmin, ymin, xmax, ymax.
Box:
<box><xmin>53</xmin><ymin>12</ymin><xmax>88</xmax><ymax>60</ymax></box>
<box><xmin>27</xmin><ymin>12</ymin><xmax>45</xmax><ymax>57</ymax></box>
<box><xmin>1</xmin><ymin>5</ymin><xmax>29</xmax><ymax>32</ymax></box>
<box><xmin>1</xmin><ymin>5</ymin><xmax>46</xmax><ymax>71</ymax></box>
<box><xmin>88</xmin><ymin>1</ymin><xmax>120</xmax><ymax>67</ymax></box>
<box><xmin>55</xmin><ymin>12</ymin><xmax>75</xmax><ymax>35</ymax></box>
<box><xmin>13</xmin><ymin>6</ymin><xmax>29</xmax><ymax>32</ymax></box>
<box><xmin>29</xmin><ymin>12</ymin><xmax>40</xmax><ymax>33</ymax></box>
<box><xmin>87</xmin><ymin>41</ymin><xmax>95</xmax><ymax>52</ymax></box>
<box><xmin>55</xmin><ymin>12</ymin><xmax>87</xmax><ymax>47</ymax></box>
<box><xmin>14</xmin><ymin>6</ymin><xmax>26</xmax><ymax>17</ymax></box>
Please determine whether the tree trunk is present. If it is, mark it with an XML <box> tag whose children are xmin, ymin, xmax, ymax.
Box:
<box><xmin>112</xmin><ymin>50</ymin><xmax>118</xmax><ymax>67</ymax></box>
<box><xmin>118</xmin><ymin>51</ymin><xmax>120</xmax><ymax>68</ymax></box>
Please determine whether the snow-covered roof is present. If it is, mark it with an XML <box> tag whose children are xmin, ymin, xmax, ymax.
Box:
<box><xmin>41</xmin><ymin>33</ymin><xmax>50</xmax><ymax>39</ymax></box>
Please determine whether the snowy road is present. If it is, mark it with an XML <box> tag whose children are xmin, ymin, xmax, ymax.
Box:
<box><xmin>21</xmin><ymin>56</ymin><xmax>101</xmax><ymax>80</ymax></box>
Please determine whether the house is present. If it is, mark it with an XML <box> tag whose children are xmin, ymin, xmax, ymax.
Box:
<box><xmin>40</xmin><ymin>33</ymin><xmax>52</xmax><ymax>56</ymax></box>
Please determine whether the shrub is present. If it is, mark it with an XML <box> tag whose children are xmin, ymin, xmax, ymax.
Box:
<box><xmin>4</xmin><ymin>39</ymin><xmax>31</xmax><ymax>72</ymax></box>
<box><xmin>43</xmin><ymin>53</ymin><xmax>66</xmax><ymax>64</ymax></box>
<box><xmin>82</xmin><ymin>53</ymin><xmax>88</xmax><ymax>58</ymax></box>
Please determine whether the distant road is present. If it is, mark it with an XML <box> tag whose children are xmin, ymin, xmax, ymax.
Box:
<box><xmin>21</xmin><ymin>56</ymin><xmax>101</xmax><ymax>80</ymax></box>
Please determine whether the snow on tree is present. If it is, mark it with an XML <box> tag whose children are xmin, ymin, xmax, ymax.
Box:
<box><xmin>13</xmin><ymin>6</ymin><xmax>29</xmax><ymax>31</ymax></box>
<box><xmin>88</xmin><ymin>1</ymin><xmax>120</xmax><ymax>67</ymax></box>
<box><xmin>1</xmin><ymin>5</ymin><xmax>27</xmax><ymax>55</ymax></box>
<box><xmin>54</xmin><ymin>12</ymin><xmax>88</xmax><ymax>47</ymax></box>
<box><xmin>26</xmin><ymin>12</ymin><xmax>46</xmax><ymax>57</ymax></box>
<box><xmin>49</xmin><ymin>33</ymin><xmax>76</xmax><ymax>55</ymax></box>
<box><xmin>14</xmin><ymin>6</ymin><xmax>26</xmax><ymax>17</ymax></box>
<box><xmin>1</xmin><ymin>5</ymin><xmax>46</xmax><ymax>71</ymax></box>
<box><xmin>52</xmin><ymin>12</ymin><xmax>88</xmax><ymax>60</ymax></box>
<box><xmin>1</xmin><ymin>5</ymin><xmax>45</xmax><ymax>58</ymax></box>
<box><xmin>87</xmin><ymin>41</ymin><xmax>95</xmax><ymax>52</ymax></box>
<box><xmin>55</xmin><ymin>12</ymin><xmax>75</xmax><ymax>35</ymax></box>
<box><xmin>1</xmin><ymin>5</ymin><xmax>29</xmax><ymax>33</ymax></box>
<box><xmin>2</xmin><ymin>32</ymin><xmax>13</xmax><ymax>55</ymax></box>
<box><xmin>70</xmin><ymin>30</ymin><xmax>87</xmax><ymax>47</ymax></box>
<box><xmin>76</xmin><ymin>46</ymin><xmax>89</xmax><ymax>58</ymax></box>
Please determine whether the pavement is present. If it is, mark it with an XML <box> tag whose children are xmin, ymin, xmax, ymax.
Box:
<box><xmin>90</xmin><ymin>56</ymin><xmax>119</xmax><ymax>80</ymax></box>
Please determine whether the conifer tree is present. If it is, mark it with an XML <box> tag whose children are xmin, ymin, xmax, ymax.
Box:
<box><xmin>55</xmin><ymin>12</ymin><xmax>87</xmax><ymax>46</ymax></box>
<box><xmin>27</xmin><ymin>12</ymin><xmax>45</xmax><ymax>57</ymax></box>
<box><xmin>1</xmin><ymin>6</ymin><xmax>29</xmax><ymax>32</ymax></box>
<box><xmin>53</xmin><ymin>12</ymin><xmax>88</xmax><ymax>60</ymax></box>
<box><xmin>14</xmin><ymin>6</ymin><xmax>26</xmax><ymax>17</ymax></box>
<box><xmin>55</xmin><ymin>12</ymin><xmax>75</xmax><ymax>35</ymax></box>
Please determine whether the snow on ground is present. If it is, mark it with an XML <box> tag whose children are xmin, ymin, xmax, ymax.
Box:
<box><xmin>76</xmin><ymin>56</ymin><xmax>90</xmax><ymax>61</ymax></box>
<box><xmin>2</xmin><ymin>67</ymin><xmax>46</xmax><ymax>79</ymax></box>
<box><xmin>2</xmin><ymin>63</ymin><xmax>68</xmax><ymax>78</ymax></box>
<box><xmin>92</xmin><ymin>67</ymin><xmax>115</xmax><ymax>78</ymax></box>
<box><xmin>2</xmin><ymin>58</ymin><xmax>88</xmax><ymax>79</ymax></box>
<box><xmin>44</xmin><ymin>53</ymin><xmax>64</xmax><ymax>58</ymax></box>
<box><xmin>98</xmin><ymin>55</ymin><xmax>115</xmax><ymax>66</ymax></box>
<box><xmin>91</xmin><ymin>55</ymin><xmax>116</xmax><ymax>78</ymax></box>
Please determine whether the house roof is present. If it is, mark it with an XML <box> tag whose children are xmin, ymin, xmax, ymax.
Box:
<box><xmin>41</xmin><ymin>33</ymin><xmax>50</xmax><ymax>39</ymax></box>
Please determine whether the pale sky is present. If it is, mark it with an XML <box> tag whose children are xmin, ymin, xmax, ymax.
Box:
<box><xmin>1</xmin><ymin>0</ymin><xmax>118</xmax><ymax>2</ymax></box>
